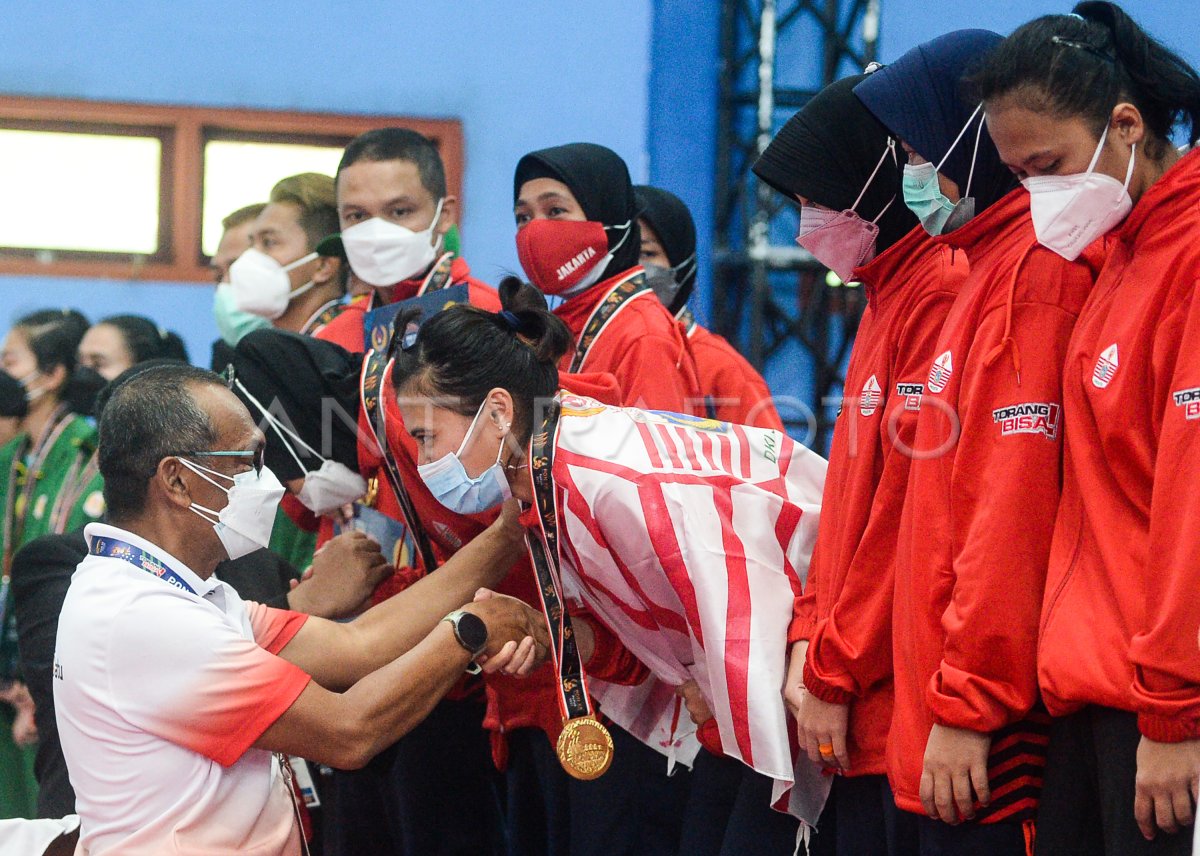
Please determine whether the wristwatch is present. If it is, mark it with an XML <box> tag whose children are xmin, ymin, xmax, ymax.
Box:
<box><xmin>442</xmin><ymin>610</ymin><xmax>488</xmax><ymax>674</ymax></box>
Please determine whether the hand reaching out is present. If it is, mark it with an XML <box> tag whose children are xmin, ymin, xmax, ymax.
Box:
<box><xmin>288</xmin><ymin>531</ymin><xmax>392</xmax><ymax>619</ymax></box>
<box><xmin>465</xmin><ymin>588</ymin><xmax>550</xmax><ymax>677</ymax></box>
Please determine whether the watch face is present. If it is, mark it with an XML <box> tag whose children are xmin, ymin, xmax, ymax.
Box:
<box><xmin>457</xmin><ymin>611</ymin><xmax>488</xmax><ymax>654</ymax></box>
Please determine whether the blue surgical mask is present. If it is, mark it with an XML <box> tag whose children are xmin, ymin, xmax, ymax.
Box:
<box><xmin>417</xmin><ymin>400</ymin><xmax>513</xmax><ymax>515</ymax></box>
<box><xmin>213</xmin><ymin>283</ymin><xmax>272</xmax><ymax>347</ymax></box>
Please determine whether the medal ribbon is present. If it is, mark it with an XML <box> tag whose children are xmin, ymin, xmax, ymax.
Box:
<box><xmin>526</xmin><ymin>397</ymin><xmax>594</xmax><ymax>721</ymax></box>
<box><xmin>568</xmin><ymin>272</ymin><xmax>651</xmax><ymax>374</ymax></box>
<box><xmin>416</xmin><ymin>252</ymin><xmax>456</xmax><ymax>298</ymax></box>
<box><xmin>359</xmin><ymin>354</ymin><xmax>440</xmax><ymax>575</ymax></box>
<box><xmin>299</xmin><ymin>299</ymin><xmax>346</xmax><ymax>336</ymax></box>
<box><xmin>89</xmin><ymin>536</ymin><xmax>197</xmax><ymax>595</ymax></box>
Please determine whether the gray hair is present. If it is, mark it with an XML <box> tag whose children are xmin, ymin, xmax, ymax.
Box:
<box><xmin>98</xmin><ymin>364</ymin><xmax>225</xmax><ymax>522</ymax></box>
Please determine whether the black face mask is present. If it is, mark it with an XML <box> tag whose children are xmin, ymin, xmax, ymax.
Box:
<box><xmin>67</xmin><ymin>366</ymin><xmax>109</xmax><ymax>417</ymax></box>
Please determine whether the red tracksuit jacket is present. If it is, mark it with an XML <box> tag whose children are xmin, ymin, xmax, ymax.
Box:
<box><xmin>686</xmin><ymin>322</ymin><xmax>785</xmax><ymax>430</ymax></box>
<box><xmin>793</xmin><ymin>224</ymin><xmax>967</xmax><ymax>775</ymax></box>
<box><xmin>888</xmin><ymin>188</ymin><xmax>1101</xmax><ymax>820</ymax></box>
<box><xmin>317</xmin><ymin>255</ymin><xmax>499</xmax><ymax>353</ymax></box>
<box><xmin>555</xmin><ymin>267</ymin><xmax>703</xmax><ymax>413</ymax></box>
<box><xmin>1039</xmin><ymin>148</ymin><xmax>1200</xmax><ymax>743</ymax></box>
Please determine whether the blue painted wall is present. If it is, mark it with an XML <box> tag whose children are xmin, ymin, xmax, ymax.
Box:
<box><xmin>0</xmin><ymin>0</ymin><xmax>653</xmax><ymax>361</ymax></box>
<box><xmin>4</xmin><ymin>1</ymin><xmax>1200</xmax><ymax>394</ymax></box>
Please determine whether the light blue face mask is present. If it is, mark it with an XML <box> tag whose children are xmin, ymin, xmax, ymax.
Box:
<box><xmin>417</xmin><ymin>399</ymin><xmax>513</xmax><ymax>515</ymax></box>
<box><xmin>213</xmin><ymin>283</ymin><xmax>272</xmax><ymax>347</ymax></box>
<box><xmin>902</xmin><ymin>162</ymin><xmax>958</xmax><ymax>235</ymax></box>
<box><xmin>901</xmin><ymin>103</ymin><xmax>984</xmax><ymax>236</ymax></box>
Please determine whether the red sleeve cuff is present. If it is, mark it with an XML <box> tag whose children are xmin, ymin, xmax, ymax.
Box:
<box><xmin>582</xmin><ymin>617</ymin><xmax>649</xmax><ymax>686</ymax></box>
<box><xmin>788</xmin><ymin>612</ymin><xmax>816</xmax><ymax>644</ymax></box>
<box><xmin>802</xmin><ymin>660</ymin><xmax>853</xmax><ymax>705</ymax></box>
<box><xmin>1138</xmin><ymin>712</ymin><xmax>1200</xmax><ymax>743</ymax></box>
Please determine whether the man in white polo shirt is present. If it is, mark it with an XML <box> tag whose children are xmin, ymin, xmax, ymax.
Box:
<box><xmin>53</xmin><ymin>364</ymin><xmax>545</xmax><ymax>855</ymax></box>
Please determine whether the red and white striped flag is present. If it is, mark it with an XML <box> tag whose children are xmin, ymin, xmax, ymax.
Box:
<box><xmin>549</xmin><ymin>396</ymin><xmax>830</xmax><ymax>821</ymax></box>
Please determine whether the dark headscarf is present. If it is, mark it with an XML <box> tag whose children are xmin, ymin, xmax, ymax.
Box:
<box><xmin>229</xmin><ymin>329</ymin><xmax>363</xmax><ymax>481</ymax></box>
<box><xmin>854</xmin><ymin>30</ymin><xmax>1017</xmax><ymax>214</ymax></box>
<box><xmin>753</xmin><ymin>74</ymin><xmax>917</xmax><ymax>254</ymax></box>
<box><xmin>634</xmin><ymin>185</ymin><xmax>698</xmax><ymax>313</ymax></box>
<box><xmin>0</xmin><ymin>370</ymin><xmax>28</xmax><ymax>419</ymax></box>
<box><xmin>514</xmin><ymin>142</ymin><xmax>642</xmax><ymax>281</ymax></box>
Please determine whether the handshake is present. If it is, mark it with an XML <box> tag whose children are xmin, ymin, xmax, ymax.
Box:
<box><xmin>455</xmin><ymin>588</ymin><xmax>552</xmax><ymax>678</ymax></box>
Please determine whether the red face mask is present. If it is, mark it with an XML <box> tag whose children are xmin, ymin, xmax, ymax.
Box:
<box><xmin>516</xmin><ymin>218</ymin><xmax>610</xmax><ymax>296</ymax></box>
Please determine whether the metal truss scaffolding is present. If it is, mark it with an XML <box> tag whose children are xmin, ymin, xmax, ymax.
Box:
<box><xmin>713</xmin><ymin>0</ymin><xmax>881</xmax><ymax>450</ymax></box>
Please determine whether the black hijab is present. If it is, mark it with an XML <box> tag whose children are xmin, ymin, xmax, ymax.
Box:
<box><xmin>229</xmin><ymin>329</ymin><xmax>363</xmax><ymax>481</ymax></box>
<box><xmin>634</xmin><ymin>185</ymin><xmax>698</xmax><ymax>312</ymax></box>
<box><xmin>854</xmin><ymin>30</ymin><xmax>1016</xmax><ymax>215</ymax></box>
<box><xmin>753</xmin><ymin>74</ymin><xmax>917</xmax><ymax>254</ymax></box>
<box><xmin>514</xmin><ymin>142</ymin><xmax>642</xmax><ymax>282</ymax></box>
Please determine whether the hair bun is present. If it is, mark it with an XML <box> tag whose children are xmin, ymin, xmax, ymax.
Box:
<box><xmin>495</xmin><ymin>276</ymin><xmax>573</xmax><ymax>365</ymax></box>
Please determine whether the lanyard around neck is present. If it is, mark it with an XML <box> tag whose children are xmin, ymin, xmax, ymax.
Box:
<box><xmin>90</xmin><ymin>535</ymin><xmax>197</xmax><ymax>595</ymax></box>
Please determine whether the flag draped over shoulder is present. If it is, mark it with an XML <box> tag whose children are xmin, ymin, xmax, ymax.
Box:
<box><xmin>550</xmin><ymin>395</ymin><xmax>830</xmax><ymax>821</ymax></box>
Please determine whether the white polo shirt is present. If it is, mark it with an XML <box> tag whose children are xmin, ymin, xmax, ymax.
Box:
<box><xmin>54</xmin><ymin>523</ymin><xmax>311</xmax><ymax>856</ymax></box>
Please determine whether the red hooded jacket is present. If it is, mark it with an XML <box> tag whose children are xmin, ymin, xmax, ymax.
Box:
<box><xmin>793</xmin><ymin>224</ymin><xmax>967</xmax><ymax>775</ymax></box>
<box><xmin>888</xmin><ymin>188</ymin><xmax>1101</xmax><ymax>820</ymax></box>
<box><xmin>684</xmin><ymin>320</ymin><xmax>785</xmax><ymax>430</ymax></box>
<box><xmin>555</xmin><ymin>267</ymin><xmax>703</xmax><ymax>413</ymax></box>
<box><xmin>1039</xmin><ymin>148</ymin><xmax>1200</xmax><ymax>743</ymax></box>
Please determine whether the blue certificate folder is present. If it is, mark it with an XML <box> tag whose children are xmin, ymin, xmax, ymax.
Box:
<box><xmin>335</xmin><ymin>503</ymin><xmax>416</xmax><ymax>571</ymax></box>
<box><xmin>362</xmin><ymin>284</ymin><xmax>471</xmax><ymax>355</ymax></box>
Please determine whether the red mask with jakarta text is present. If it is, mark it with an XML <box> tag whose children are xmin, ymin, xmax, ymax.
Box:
<box><xmin>516</xmin><ymin>218</ymin><xmax>610</xmax><ymax>296</ymax></box>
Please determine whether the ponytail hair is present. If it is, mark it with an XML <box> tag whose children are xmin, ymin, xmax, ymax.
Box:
<box><xmin>99</xmin><ymin>315</ymin><xmax>190</xmax><ymax>365</ymax></box>
<box><xmin>391</xmin><ymin>276</ymin><xmax>573</xmax><ymax>441</ymax></box>
<box><xmin>971</xmin><ymin>1</ymin><xmax>1200</xmax><ymax>150</ymax></box>
<box><xmin>13</xmin><ymin>308</ymin><xmax>90</xmax><ymax>397</ymax></box>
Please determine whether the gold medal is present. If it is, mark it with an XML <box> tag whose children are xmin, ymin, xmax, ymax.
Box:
<box><xmin>556</xmin><ymin>716</ymin><xmax>614</xmax><ymax>780</ymax></box>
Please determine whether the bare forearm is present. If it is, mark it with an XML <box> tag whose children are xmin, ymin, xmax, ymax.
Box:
<box><xmin>343</xmin><ymin>526</ymin><xmax>522</xmax><ymax>675</ymax></box>
<box><xmin>338</xmin><ymin>623</ymin><xmax>471</xmax><ymax>764</ymax></box>
<box><xmin>259</xmin><ymin>622</ymin><xmax>473</xmax><ymax>769</ymax></box>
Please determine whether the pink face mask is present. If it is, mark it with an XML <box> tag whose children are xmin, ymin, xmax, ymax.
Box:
<box><xmin>794</xmin><ymin>139</ymin><xmax>897</xmax><ymax>283</ymax></box>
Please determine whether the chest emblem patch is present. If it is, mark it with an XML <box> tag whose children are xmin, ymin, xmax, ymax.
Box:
<box><xmin>1093</xmin><ymin>344</ymin><xmax>1119</xmax><ymax>389</ymax></box>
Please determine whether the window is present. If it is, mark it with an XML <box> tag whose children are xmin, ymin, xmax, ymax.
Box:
<box><xmin>0</xmin><ymin>96</ymin><xmax>463</xmax><ymax>282</ymax></box>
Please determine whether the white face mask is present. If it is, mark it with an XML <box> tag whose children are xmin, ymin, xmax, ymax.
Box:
<box><xmin>16</xmin><ymin>369</ymin><xmax>44</xmax><ymax>404</ymax></box>
<box><xmin>181</xmin><ymin>459</ymin><xmax>285</xmax><ymax>560</ymax></box>
<box><xmin>229</xmin><ymin>248</ymin><xmax>318</xmax><ymax>319</ymax></box>
<box><xmin>1022</xmin><ymin>123</ymin><xmax>1136</xmax><ymax>261</ymax></box>
<box><xmin>341</xmin><ymin>199</ymin><xmax>445</xmax><ymax>287</ymax></box>
<box><xmin>233</xmin><ymin>378</ymin><xmax>367</xmax><ymax>515</ymax></box>
<box><xmin>296</xmin><ymin>460</ymin><xmax>369</xmax><ymax>515</ymax></box>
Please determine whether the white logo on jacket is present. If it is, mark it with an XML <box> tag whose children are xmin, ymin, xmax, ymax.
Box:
<box><xmin>1172</xmin><ymin>386</ymin><xmax>1200</xmax><ymax>420</ymax></box>
<box><xmin>1093</xmin><ymin>344</ymin><xmax>1119</xmax><ymax>389</ymax></box>
<box><xmin>859</xmin><ymin>375</ymin><xmax>882</xmax><ymax>417</ymax></box>
<box><xmin>992</xmin><ymin>402</ymin><xmax>1061</xmax><ymax>440</ymax></box>
<box><xmin>896</xmin><ymin>382</ymin><xmax>924</xmax><ymax>412</ymax></box>
<box><xmin>927</xmin><ymin>351</ymin><xmax>953</xmax><ymax>394</ymax></box>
